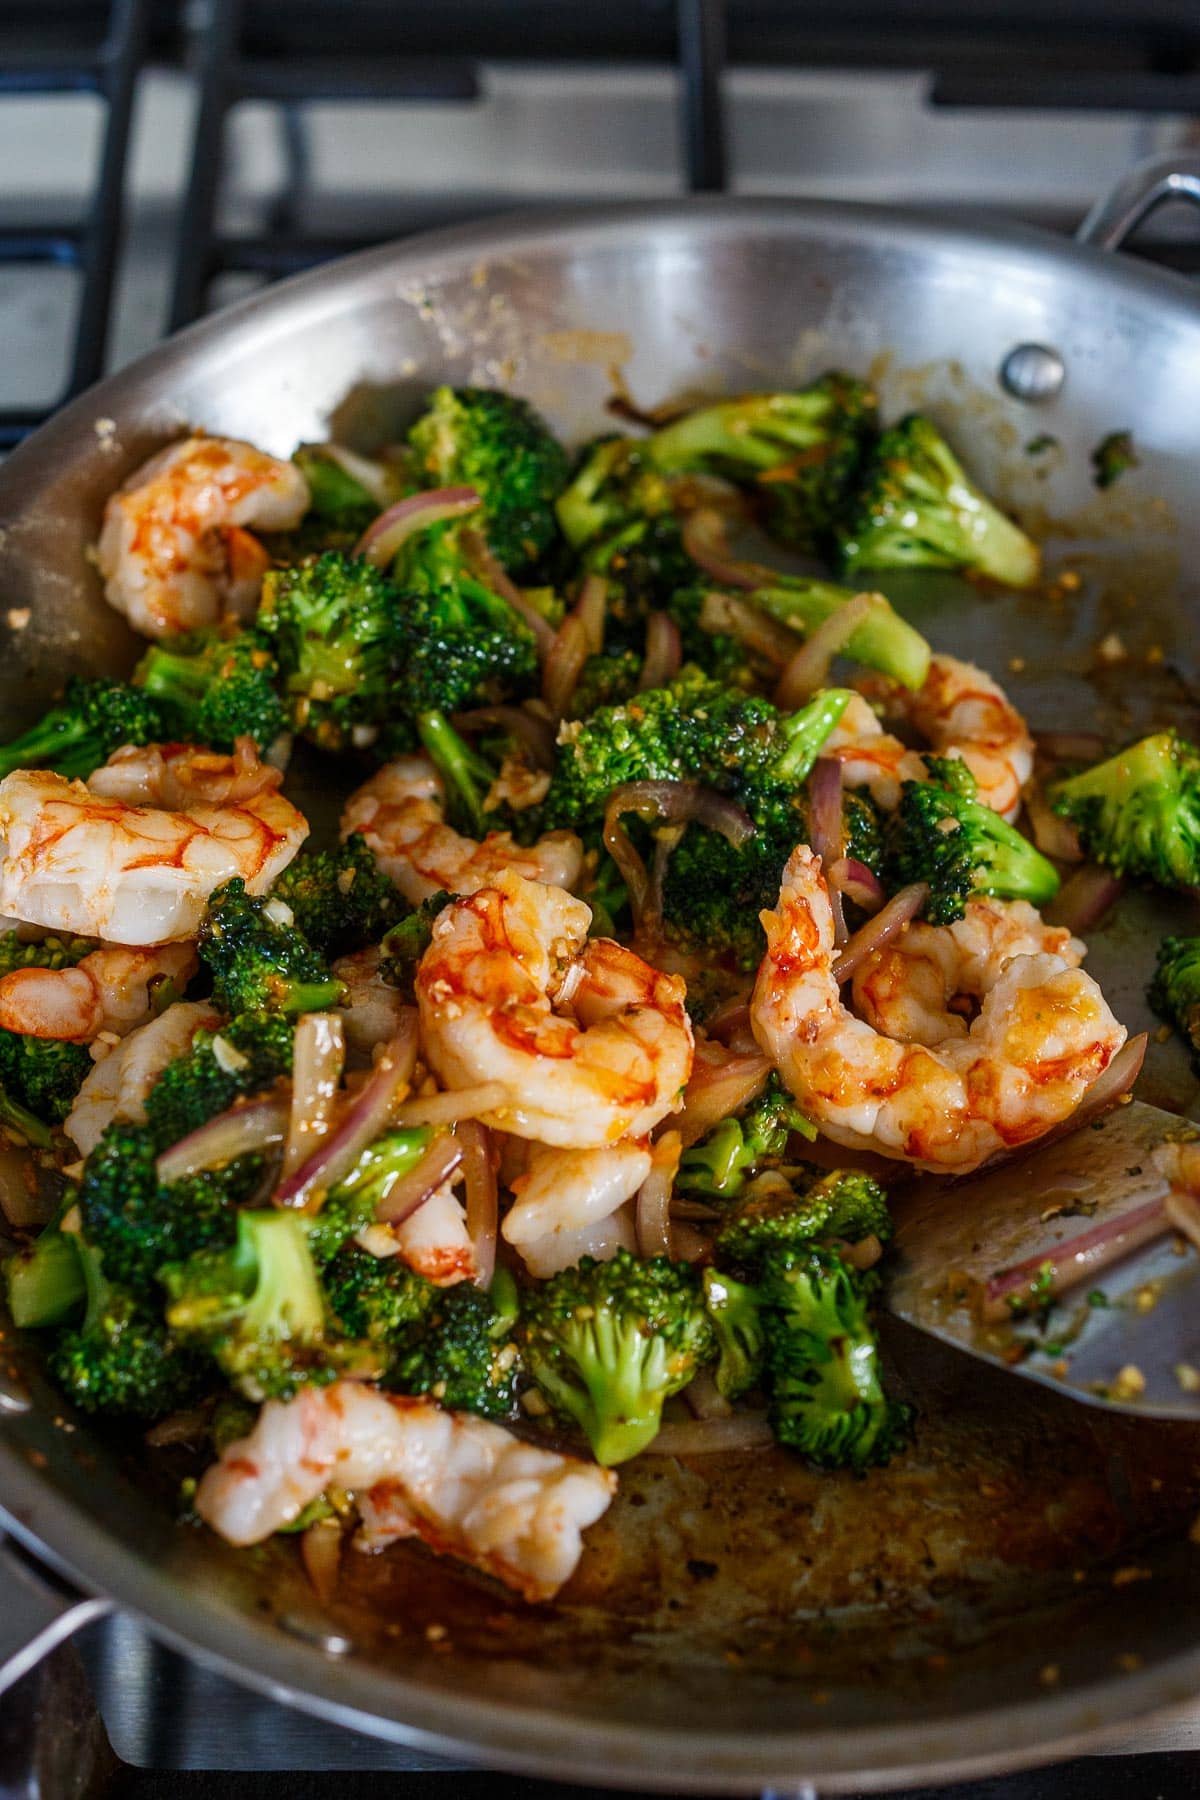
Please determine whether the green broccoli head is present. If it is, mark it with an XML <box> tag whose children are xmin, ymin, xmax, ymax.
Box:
<box><xmin>305</xmin><ymin>1128</ymin><xmax>435</xmax><ymax>1266</ymax></box>
<box><xmin>199</xmin><ymin>878</ymin><xmax>345</xmax><ymax>1017</ymax></box>
<box><xmin>134</xmin><ymin>626</ymin><xmax>287</xmax><ymax>755</ymax></box>
<box><xmin>0</xmin><ymin>677</ymin><xmax>171</xmax><ymax>782</ymax></box>
<box><xmin>162</xmin><ymin>1209</ymin><xmax>363</xmax><ymax>1402</ymax></box>
<box><xmin>4</xmin><ymin>1227</ymin><xmax>87</xmax><ymax>1328</ymax></box>
<box><xmin>888</xmin><ymin>755</ymin><xmax>1060</xmax><ymax>925</ymax></box>
<box><xmin>702</xmin><ymin>1266</ymin><xmax>765</xmax><ymax>1400</ymax></box>
<box><xmin>838</xmin><ymin>413</ymin><xmax>1040</xmax><ymax>589</ymax></box>
<box><xmin>0</xmin><ymin>1030</ymin><xmax>92</xmax><ymax>1128</ymax></box>
<box><xmin>714</xmin><ymin>1167</ymin><xmax>892</xmax><ymax>1272</ymax></box>
<box><xmin>323</xmin><ymin>1242</ymin><xmax>435</xmax><ymax>1340</ymax></box>
<box><xmin>0</xmin><ymin>934</ymin><xmax>92</xmax><ymax>978</ymax></box>
<box><xmin>143</xmin><ymin>1009</ymin><xmax>295</xmax><ymax>1153</ymax></box>
<box><xmin>268</xmin><ymin>835</ymin><xmax>405</xmax><ymax>958</ymax></box>
<box><xmin>391</xmin><ymin>1270</ymin><xmax>521</xmax><ymax>1421</ymax></box>
<box><xmin>408</xmin><ymin>385</ymin><xmax>569</xmax><ymax>573</ymax></box>
<box><xmin>48</xmin><ymin>1237</ymin><xmax>204</xmax><ymax>1420</ymax></box>
<box><xmin>1050</xmin><ymin>732</ymin><xmax>1200</xmax><ymax>891</ymax></box>
<box><xmin>590</xmin><ymin>514</ymin><xmax>697</xmax><ymax>637</ymax></box>
<box><xmin>678</xmin><ymin>1073</ymin><xmax>816</xmax><ymax>1199</ymax></box>
<box><xmin>518</xmin><ymin>1248</ymin><xmax>715</xmax><ymax>1465</ymax></box>
<box><xmin>1149</xmin><ymin>935</ymin><xmax>1200</xmax><ymax>1068</ymax></box>
<box><xmin>568</xmin><ymin>649</ymin><xmax>644</xmax><ymax>719</ymax></box>
<box><xmin>257</xmin><ymin>551</ymin><xmax>407</xmax><ymax>752</ymax></box>
<box><xmin>760</xmin><ymin>1246</ymin><xmax>911</xmax><ymax>1470</ymax></box>
<box><xmin>555</xmin><ymin>436</ymin><xmax>674</xmax><ymax>552</ymax></box>
<box><xmin>387</xmin><ymin>578</ymin><xmax>538</xmax><ymax>726</ymax></box>
<box><xmin>378</xmin><ymin>894</ymin><xmax>459</xmax><ymax>997</ymax></box>
<box><xmin>646</xmin><ymin>376</ymin><xmax>877</xmax><ymax>552</ymax></box>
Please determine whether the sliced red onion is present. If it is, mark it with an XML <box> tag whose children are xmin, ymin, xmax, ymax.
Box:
<box><xmin>699</xmin><ymin>589</ymin><xmax>797</xmax><ymax>666</ymax></box>
<box><xmin>461</xmin><ymin>526</ymin><xmax>557</xmax><ymax>658</ymax></box>
<box><xmin>395</xmin><ymin>1080</ymin><xmax>509</xmax><ymax>1129</ymax></box>
<box><xmin>354</xmin><ymin>486</ymin><xmax>481</xmax><ymax>568</ymax></box>
<box><xmin>807</xmin><ymin>757</ymin><xmax>847</xmax><ymax>944</ymax></box>
<box><xmin>305</xmin><ymin>442</ymin><xmax>394</xmax><ymax>508</ymax></box>
<box><xmin>639</xmin><ymin>612</ymin><xmax>683</xmax><ymax>692</ymax></box>
<box><xmin>275</xmin><ymin>1020</ymin><xmax>418</xmax><ymax>1211</ymax></box>
<box><xmin>681</xmin><ymin>508</ymin><xmax>775</xmax><ymax>590</ymax></box>
<box><xmin>156</xmin><ymin>1095</ymin><xmax>290</xmax><ymax>1184</ymax></box>
<box><xmin>833</xmin><ymin>882</ymin><xmax>928</xmax><ymax>983</ymax></box>
<box><xmin>636</xmin><ymin>1131</ymin><xmax>680</xmax><ymax>1258</ymax></box>
<box><xmin>703</xmin><ymin>996</ymin><xmax>752</xmax><ymax>1046</ymax></box>
<box><xmin>1024</xmin><ymin>787</ymin><xmax>1084</xmax><ymax>864</ymax></box>
<box><xmin>575</xmin><ymin>572</ymin><xmax>608</xmax><ymax>657</ymax></box>
<box><xmin>775</xmin><ymin>592</ymin><xmax>881</xmax><ymax>709</ymax></box>
<box><xmin>375</xmin><ymin>1132</ymin><xmax>464</xmax><ymax>1225</ymax></box>
<box><xmin>828</xmin><ymin>858</ymin><xmax>886</xmax><ymax>913</ymax></box>
<box><xmin>542</xmin><ymin>613</ymin><xmax>590</xmax><ymax>720</ymax></box>
<box><xmin>685</xmin><ymin>1370</ymin><xmax>733</xmax><ymax>1421</ymax></box>
<box><xmin>649</xmin><ymin>1412</ymin><xmax>774</xmax><ymax>1456</ymax></box>
<box><xmin>982</xmin><ymin>1191</ymin><xmax>1168</xmax><ymax>1322</ymax></box>
<box><xmin>283</xmin><ymin>1013</ymin><xmax>345</xmax><ymax>1180</ymax></box>
<box><xmin>1047</xmin><ymin>863</ymin><xmax>1125</xmax><ymax>935</ymax></box>
<box><xmin>301</xmin><ymin>1519</ymin><xmax>343</xmax><ymax>1605</ymax></box>
<box><xmin>679</xmin><ymin>1050</ymin><xmax>772</xmax><ymax>1146</ymax></box>
<box><xmin>1036</xmin><ymin>731</ymin><xmax>1107</xmax><ymax>764</ymax></box>
<box><xmin>457</xmin><ymin>1119</ymin><xmax>498</xmax><ymax>1288</ymax></box>
<box><xmin>451</xmin><ymin>705</ymin><xmax>556</xmax><ymax>771</ymax></box>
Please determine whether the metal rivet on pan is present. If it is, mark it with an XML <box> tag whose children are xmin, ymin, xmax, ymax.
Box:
<box><xmin>278</xmin><ymin>1611</ymin><xmax>355</xmax><ymax>1656</ymax></box>
<box><xmin>999</xmin><ymin>342</ymin><xmax>1065</xmax><ymax>402</ymax></box>
<box><xmin>0</xmin><ymin>1371</ymin><xmax>32</xmax><ymax>1415</ymax></box>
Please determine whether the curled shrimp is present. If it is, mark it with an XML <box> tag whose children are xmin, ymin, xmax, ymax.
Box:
<box><xmin>751</xmin><ymin>846</ymin><xmax>1125</xmax><ymax>1173</ymax></box>
<box><xmin>356</xmin><ymin>1180</ymin><xmax>477</xmax><ymax>1287</ymax></box>
<box><xmin>416</xmin><ymin>870</ymin><xmax>694</xmax><ymax>1149</ymax></box>
<box><xmin>0</xmin><ymin>761</ymin><xmax>306</xmax><ymax>945</ymax></box>
<box><xmin>64</xmin><ymin>999</ymin><xmax>220</xmax><ymax>1155</ymax></box>
<box><xmin>341</xmin><ymin>755</ymin><xmax>583</xmax><ymax>907</ymax></box>
<box><xmin>850</xmin><ymin>898</ymin><xmax>1084</xmax><ymax>1047</ymax></box>
<box><xmin>0</xmin><ymin>941</ymin><xmax>196</xmax><ymax>1042</ymax></box>
<box><xmin>503</xmin><ymin>1140</ymin><xmax>650</xmax><ymax>1275</ymax></box>
<box><xmin>96</xmin><ymin>436</ymin><xmax>309</xmax><ymax>639</ymax></box>
<box><xmin>194</xmin><ymin>1381</ymin><xmax>616</xmax><ymax>1600</ymax></box>
<box><xmin>88</xmin><ymin>738</ymin><xmax>284</xmax><ymax>809</ymax></box>
<box><xmin>823</xmin><ymin>694</ymin><xmax>925</xmax><ymax>812</ymax></box>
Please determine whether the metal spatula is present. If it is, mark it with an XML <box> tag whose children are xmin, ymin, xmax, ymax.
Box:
<box><xmin>887</xmin><ymin>1099</ymin><xmax>1200</xmax><ymax>1418</ymax></box>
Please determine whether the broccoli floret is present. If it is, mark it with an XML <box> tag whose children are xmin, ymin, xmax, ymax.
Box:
<box><xmin>1092</xmin><ymin>430</ymin><xmax>1138</xmax><ymax>491</ymax></box>
<box><xmin>77</xmin><ymin>1121</ymin><xmax>254</xmax><ymax>1297</ymax></box>
<box><xmin>390</xmin><ymin>577</ymin><xmax>539</xmax><ymax>727</ymax></box>
<box><xmin>839</xmin><ymin>413</ymin><xmax>1040</xmax><ymax>589</ymax></box>
<box><xmin>702</xmin><ymin>1266</ymin><xmax>765</xmax><ymax>1400</ymax></box>
<box><xmin>143</xmin><ymin>1010</ymin><xmax>294</xmax><ymax>1152</ymax></box>
<box><xmin>888</xmin><ymin>756</ymin><xmax>1060</xmax><ymax>925</ymax></box>
<box><xmin>268</xmin><ymin>837</ymin><xmax>405</xmax><ymax>959</ymax></box>
<box><xmin>714</xmin><ymin>1168</ymin><xmax>892</xmax><ymax>1272</ymax></box>
<box><xmin>646</xmin><ymin>376</ymin><xmax>877</xmax><ymax>552</ymax></box>
<box><xmin>1149</xmin><ymin>936</ymin><xmax>1200</xmax><ymax>1068</ymax></box>
<box><xmin>391</xmin><ymin>1270</ymin><xmax>520</xmax><ymax>1421</ymax></box>
<box><xmin>293</xmin><ymin>443</ymin><xmax>395</xmax><ymax>525</ymax></box>
<box><xmin>518</xmin><ymin>1248</ymin><xmax>714</xmax><ymax>1465</ymax></box>
<box><xmin>544</xmin><ymin>671</ymin><xmax>852</xmax><ymax>831</ymax></box>
<box><xmin>378</xmin><ymin>894</ymin><xmax>458</xmax><ymax>996</ymax></box>
<box><xmin>0</xmin><ymin>934</ymin><xmax>91</xmax><ymax>978</ymax></box>
<box><xmin>1049</xmin><ymin>732</ymin><xmax>1200</xmax><ymax>891</ymax></box>
<box><xmin>200</xmin><ymin>878</ymin><xmax>344</xmax><ymax>1018</ymax></box>
<box><xmin>134</xmin><ymin>626</ymin><xmax>287</xmax><ymax>755</ymax></box>
<box><xmin>0</xmin><ymin>677</ymin><xmax>170</xmax><ymax>782</ymax></box>
<box><xmin>257</xmin><ymin>551</ymin><xmax>407</xmax><ymax>752</ymax></box>
<box><xmin>569</xmin><ymin>649</ymin><xmax>643</xmax><ymax>718</ymax></box>
<box><xmin>323</xmin><ymin>1242</ymin><xmax>435</xmax><ymax>1340</ymax></box>
<box><xmin>4</xmin><ymin>1228</ymin><xmax>86</xmax><ymax>1328</ymax></box>
<box><xmin>592</xmin><ymin>512</ymin><xmax>696</xmax><ymax>619</ymax></box>
<box><xmin>760</xmin><ymin>1247</ymin><xmax>910</xmax><ymax>1470</ymax></box>
<box><xmin>740</xmin><ymin>577</ymin><xmax>931</xmax><ymax>692</ymax></box>
<box><xmin>555</xmin><ymin>436</ymin><xmax>674</xmax><ymax>552</ymax></box>
<box><xmin>415</xmin><ymin>708</ymin><xmax>507</xmax><ymax>840</ymax></box>
<box><xmin>408</xmin><ymin>386</ymin><xmax>569</xmax><ymax>573</ymax></box>
<box><xmin>162</xmin><ymin>1209</ymin><xmax>357</xmax><ymax>1402</ymax></box>
<box><xmin>48</xmin><ymin>1237</ymin><xmax>203</xmax><ymax>1420</ymax></box>
<box><xmin>306</xmin><ymin>1128</ymin><xmax>435</xmax><ymax>1266</ymax></box>
<box><xmin>679</xmin><ymin>1073</ymin><xmax>815</xmax><ymax>1199</ymax></box>
<box><xmin>0</xmin><ymin>1031</ymin><xmax>92</xmax><ymax>1128</ymax></box>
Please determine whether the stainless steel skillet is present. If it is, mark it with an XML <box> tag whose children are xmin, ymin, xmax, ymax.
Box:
<box><xmin>3</xmin><ymin>156</ymin><xmax>1200</xmax><ymax>1793</ymax></box>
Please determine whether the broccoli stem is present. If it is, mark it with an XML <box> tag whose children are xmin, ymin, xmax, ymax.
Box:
<box><xmin>416</xmin><ymin>709</ymin><xmax>493</xmax><ymax>839</ymax></box>
<box><xmin>750</xmin><ymin>582</ymin><xmax>930</xmax><ymax>692</ymax></box>
<box><xmin>0</xmin><ymin>714</ymin><xmax>99</xmax><ymax>782</ymax></box>
<box><xmin>775</xmin><ymin>689</ymin><xmax>854</xmax><ymax>783</ymax></box>
<box><xmin>135</xmin><ymin>646</ymin><xmax>209</xmax><ymax>714</ymax></box>
<box><xmin>4</xmin><ymin>1230</ymin><xmax>85</xmax><ymax>1328</ymax></box>
<box><xmin>0</xmin><ymin>1087</ymin><xmax>53</xmax><ymax>1150</ymax></box>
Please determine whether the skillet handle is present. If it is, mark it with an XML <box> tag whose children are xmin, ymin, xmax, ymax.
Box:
<box><xmin>1078</xmin><ymin>152</ymin><xmax>1200</xmax><ymax>252</ymax></box>
<box><xmin>0</xmin><ymin>1534</ymin><xmax>111</xmax><ymax>1700</ymax></box>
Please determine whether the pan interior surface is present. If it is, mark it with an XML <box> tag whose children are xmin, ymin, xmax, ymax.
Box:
<box><xmin>1</xmin><ymin>201</ymin><xmax>1200</xmax><ymax>1787</ymax></box>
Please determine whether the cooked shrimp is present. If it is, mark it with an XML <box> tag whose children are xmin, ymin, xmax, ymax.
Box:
<box><xmin>332</xmin><ymin>946</ymin><xmax>412</xmax><ymax>1062</ymax></box>
<box><xmin>751</xmin><ymin>846</ymin><xmax>1125</xmax><ymax>1172</ymax></box>
<box><xmin>503</xmin><ymin>1140</ymin><xmax>652</xmax><ymax>1270</ymax></box>
<box><xmin>0</xmin><ymin>765</ymin><xmax>306</xmax><ymax>945</ymax></box>
<box><xmin>341</xmin><ymin>755</ymin><xmax>583</xmax><ymax>907</ymax></box>
<box><xmin>824</xmin><ymin>693</ymin><xmax>925</xmax><ymax>813</ymax></box>
<box><xmin>416</xmin><ymin>871</ymin><xmax>694</xmax><ymax>1149</ymax></box>
<box><xmin>194</xmin><ymin>1382</ymin><xmax>616</xmax><ymax>1601</ymax></box>
<box><xmin>0</xmin><ymin>941</ymin><xmax>197</xmax><ymax>1042</ymax></box>
<box><xmin>356</xmin><ymin>1181</ymin><xmax>477</xmax><ymax>1287</ymax></box>
<box><xmin>88</xmin><ymin>739</ymin><xmax>284</xmax><ymax>810</ymax></box>
<box><xmin>96</xmin><ymin>436</ymin><xmax>309</xmax><ymax>639</ymax></box>
<box><xmin>850</xmin><ymin>898</ymin><xmax>1084</xmax><ymax>1047</ymax></box>
<box><xmin>64</xmin><ymin>1000</ymin><xmax>220</xmax><ymax>1155</ymax></box>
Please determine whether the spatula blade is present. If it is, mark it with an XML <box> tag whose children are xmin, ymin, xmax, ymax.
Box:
<box><xmin>887</xmin><ymin>1100</ymin><xmax>1200</xmax><ymax>1418</ymax></box>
